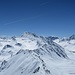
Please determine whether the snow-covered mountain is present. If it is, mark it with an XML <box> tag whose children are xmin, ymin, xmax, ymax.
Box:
<box><xmin>0</xmin><ymin>32</ymin><xmax>75</xmax><ymax>75</ymax></box>
<box><xmin>54</xmin><ymin>34</ymin><xmax>75</xmax><ymax>52</ymax></box>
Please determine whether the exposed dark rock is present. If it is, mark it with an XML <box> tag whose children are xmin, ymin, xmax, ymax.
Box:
<box><xmin>3</xmin><ymin>45</ymin><xmax>13</xmax><ymax>49</ymax></box>
<box><xmin>15</xmin><ymin>43</ymin><xmax>22</xmax><ymax>46</ymax></box>
<box><xmin>33</xmin><ymin>67</ymin><xmax>40</xmax><ymax>73</ymax></box>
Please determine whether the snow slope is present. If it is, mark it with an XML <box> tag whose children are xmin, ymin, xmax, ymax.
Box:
<box><xmin>0</xmin><ymin>50</ymin><xmax>75</xmax><ymax>75</ymax></box>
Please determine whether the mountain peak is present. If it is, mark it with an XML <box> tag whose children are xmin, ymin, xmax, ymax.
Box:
<box><xmin>69</xmin><ymin>34</ymin><xmax>75</xmax><ymax>40</ymax></box>
<box><xmin>21</xmin><ymin>32</ymin><xmax>38</xmax><ymax>38</ymax></box>
<box><xmin>46</xmin><ymin>36</ymin><xmax>59</xmax><ymax>40</ymax></box>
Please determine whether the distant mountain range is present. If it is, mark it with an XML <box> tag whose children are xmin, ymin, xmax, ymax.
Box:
<box><xmin>0</xmin><ymin>32</ymin><xmax>75</xmax><ymax>75</ymax></box>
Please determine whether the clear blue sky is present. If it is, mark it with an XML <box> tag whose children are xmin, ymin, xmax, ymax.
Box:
<box><xmin>0</xmin><ymin>0</ymin><xmax>75</xmax><ymax>37</ymax></box>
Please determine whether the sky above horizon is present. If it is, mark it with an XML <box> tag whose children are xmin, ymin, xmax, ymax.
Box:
<box><xmin>0</xmin><ymin>0</ymin><xmax>75</xmax><ymax>37</ymax></box>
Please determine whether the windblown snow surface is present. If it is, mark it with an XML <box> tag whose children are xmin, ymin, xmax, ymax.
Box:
<box><xmin>0</xmin><ymin>32</ymin><xmax>75</xmax><ymax>75</ymax></box>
